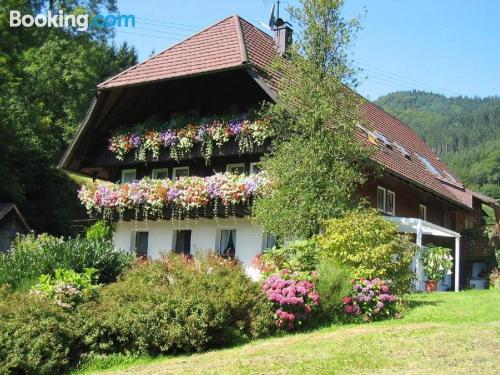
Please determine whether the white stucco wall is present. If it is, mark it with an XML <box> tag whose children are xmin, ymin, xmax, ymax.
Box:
<box><xmin>114</xmin><ymin>217</ymin><xmax>265</xmax><ymax>271</ymax></box>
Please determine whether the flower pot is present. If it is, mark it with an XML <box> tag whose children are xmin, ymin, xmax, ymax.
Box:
<box><xmin>425</xmin><ymin>280</ymin><xmax>438</xmax><ymax>292</ymax></box>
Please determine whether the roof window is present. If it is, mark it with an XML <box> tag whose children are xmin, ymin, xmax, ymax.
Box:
<box><xmin>415</xmin><ymin>153</ymin><xmax>441</xmax><ymax>177</ymax></box>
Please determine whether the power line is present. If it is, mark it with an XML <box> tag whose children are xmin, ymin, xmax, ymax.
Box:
<box><xmin>114</xmin><ymin>29</ymin><xmax>184</xmax><ymax>41</ymax></box>
<box><xmin>133</xmin><ymin>26</ymin><xmax>191</xmax><ymax>38</ymax></box>
<box><xmin>135</xmin><ymin>16</ymin><xmax>200</xmax><ymax>30</ymax></box>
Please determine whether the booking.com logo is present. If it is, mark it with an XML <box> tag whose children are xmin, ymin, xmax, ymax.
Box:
<box><xmin>9</xmin><ymin>10</ymin><xmax>135</xmax><ymax>31</ymax></box>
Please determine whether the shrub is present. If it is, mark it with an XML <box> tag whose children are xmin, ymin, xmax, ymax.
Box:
<box><xmin>420</xmin><ymin>245</ymin><xmax>453</xmax><ymax>282</ymax></box>
<box><xmin>0</xmin><ymin>292</ymin><xmax>80</xmax><ymax>375</ymax></box>
<box><xmin>259</xmin><ymin>239</ymin><xmax>319</xmax><ymax>273</ymax></box>
<box><xmin>31</xmin><ymin>268</ymin><xmax>100</xmax><ymax>309</ymax></box>
<box><xmin>261</xmin><ymin>271</ymin><xmax>320</xmax><ymax>330</ymax></box>
<box><xmin>86</xmin><ymin>220</ymin><xmax>114</xmax><ymax>241</ymax></box>
<box><xmin>318</xmin><ymin>209</ymin><xmax>416</xmax><ymax>294</ymax></box>
<box><xmin>315</xmin><ymin>260</ymin><xmax>353</xmax><ymax>320</ymax></box>
<box><xmin>342</xmin><ymin>278</ymin><xmax>397</xmax><ymax>322</ymax></box>
<box><xmin>0</xmin><ymin>234</ymin><xmax>132</xmax><ymax>289</ymax></box>
<box><xmin>76</xmin><ymin>254</ymin><xmax>274</xmax><ymax>356</ymax></box>
<box><xmin>488</xmin><ymin>268</ymin><xmax>500</xmax><ymax>289</ymax></box>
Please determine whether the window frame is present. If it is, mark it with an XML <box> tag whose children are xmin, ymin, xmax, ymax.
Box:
<box><xmin>173</xmin><ymin>229</ymin><xmax>192</xmax><ymax>255</ymax></box>
<box><xmin>377</xmin><ymin>186</ymin><xmax>387</xmax><ymax>213</ymax></box>
<box><xmin>226</xmin><ymin>163</ymin><xmax>245</xmax><ymax>175</ymax></box>
<box><xmin>386</xmin><ymin>190</ymin><xmax>396</xmax><ymax>216</ymax></box>
<box><xmin>152</xmin><ymin>168</ymin><xmax>169</xmax><ymax>180</ymax></box>
<box><xmin>419</xmin><ymin>204</ymin><xmax>427</xmax><ymax>221</ymax></box>
<box><xmin>249</xmin><ymin>162</ymin><xmax>261</xmax><ymax>175</ymax></box>
<box><xmin>217</xmin><ymin>229</ymin><xmax>237</xmax><ymax>255</ymax></box>
<box><xmin>172</xmin><ymin>166</ymin><xmax>189</xmax><ymax>180</ymax></box>
<box><xmin>121</xmin><ymin>169</ymin><xmax>136</xmax><ymax>184</ymax></box>
<box><xmin>131</xmin><ymin>231</ymin><xmax>149</xmax><ymax>257</ymax></box>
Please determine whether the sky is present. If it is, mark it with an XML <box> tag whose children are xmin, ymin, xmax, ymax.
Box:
<box><xmin>112</xmin><ymin>0</ymin><xmax>500</xmax><ymax>100</ymax></box>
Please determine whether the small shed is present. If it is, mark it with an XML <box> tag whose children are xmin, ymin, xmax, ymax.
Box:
<box><xmin>0</xmin><ymin>203</ymin><xmax>31</xmax><ymax>252</ymax></box>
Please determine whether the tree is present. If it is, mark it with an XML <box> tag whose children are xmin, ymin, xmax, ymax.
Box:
<box><xmin>0</xmin><ymin>0</ymin><xmax>137</xmax><ymax>235</ymax></box>
<box><xmin>253</xmin><ymin>0</ymin><xmax>370</xmax><ymax>239</ymax></box>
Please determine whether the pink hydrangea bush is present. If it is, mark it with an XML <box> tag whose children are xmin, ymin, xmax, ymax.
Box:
<box><xmin>342</xmin><ymin>278</ymin><xmax>397</xmax><ymax>321</ymax></box>
<box><xmin>262</xmin><ymin>271</ymin><xmax>319</xmax><ymax>330</ymax></box>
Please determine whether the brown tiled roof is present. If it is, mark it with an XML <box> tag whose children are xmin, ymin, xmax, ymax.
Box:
<box><xmin>96</xmin><ymin>15</ymin><xmax>472</xmax><ymax>208</ymax></box>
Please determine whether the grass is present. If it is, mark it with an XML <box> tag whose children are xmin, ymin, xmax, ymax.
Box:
<box><xmin>74</xmin><ymin>290</ymin><xmax>500</xmax><ymax>374</ymax></box>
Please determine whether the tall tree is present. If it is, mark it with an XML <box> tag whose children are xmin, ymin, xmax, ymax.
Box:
<box><xmin>0</xmin><ymin>0</ymin><xmax>137</xmax><ymax>235</ymax></box>
<box><xmin>253</xmin><ymin>0</ymin><xmax>370</xmax><ymax>239</ymax></box>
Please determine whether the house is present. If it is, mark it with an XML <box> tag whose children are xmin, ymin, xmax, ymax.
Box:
<box><xmin>60</xmin><ymin>15</ymin><xmax>499</xmax><ymax>290</ymax></box>
<box><xmin>0</xmin><ymin>203</ymin><xmax>30</xmax><ymax>251</ymax></box>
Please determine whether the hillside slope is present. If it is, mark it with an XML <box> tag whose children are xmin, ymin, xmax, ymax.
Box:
<box><xmin>375</xmin><ymin>91</ymin><xmax>500</xmax><ymax>198</ymax></box>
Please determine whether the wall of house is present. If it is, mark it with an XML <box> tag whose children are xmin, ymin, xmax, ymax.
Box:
<box><xmin>0</xmin><ymin>212</ymin><xmax>28</xmax><ymax>252</ymax></box>
<box><xmin>114</xmin><ymin>217</ymin><xmax>265</xmax><ymax>272</ymax></box>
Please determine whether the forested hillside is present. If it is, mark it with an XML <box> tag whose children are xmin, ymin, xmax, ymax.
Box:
<box><xmin>0</xmin><ymin>0</ymin><xmax>138</xmax><ymax>235</ymax></box>
<box><xmin>375</xmin><ymin>91</ymin><xmax>500</xmax><ymax>199</ymax></box>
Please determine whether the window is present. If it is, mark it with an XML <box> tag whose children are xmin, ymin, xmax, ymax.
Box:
<box><xmin>172</xmin><ymin>167</ymin><xmax>189</xmax><ymax>180</ymax></box>
<box><xmin>218</xmin><ymin>229</ymin><xmax>236</xmax><ymax>257</ymax></box>
<box><xmin>393</xmin><ymin>142</ymin><xmax>411</xmax><ymax>159</ymax></box>
<box><xmin>415</xmin><ymin>153</ymin><xmax>440</xmax><ymax>177</ymax></box>
<box><xmin>173</xmin><ymin>230</ymin><xmax>191</xmax><ymax>255</ymax></box>
<box><xmin>386</xmin><ymin>190</ymin><xmax>395</xmax><ymax>215</ymax></box>
<box><xmin>374</xmin><ymin>130</ymin><xmax>391</xmax><ymax>147</ymax></box>
<box><xmin>419</xmin><ymin>204</ymin><xmax>427</xmax><ymax>221</ymax></box>
<box><xmin>133</xmin><ymin>232</ymin><xmax>149</xmax><ymax>257</ymax></box>
<box><xmin>377</xmin><ymin>186</ymin><xmax>395</xmax><ymax>215</ymax></box>
<box><xmin>121</xmin><ymin>169</ymin><xmax>136</xmax><ymax>183</ymax></box>
<box><xmin>250</xmin><ymin>162</ymin><xmax>262</xmax><ymax>175</ymax></box>
<box><xmin>377</xmin><ymin>186</ymin><xmax>386</xmax><ymax>212</ymax></box>
<box><xmin>263</xmin><ymin>233</ymin><xmax>277</xmax><ymax>251</ymax></box>
<box><xmin>226</xmin><ymin>163</ymin><xmax>245</xmax><ymax>175</ymax></box>
<box><xmin>152</xmin><ymin>168</ymin><xmax>169</xmax><ymax>180</ymax></box>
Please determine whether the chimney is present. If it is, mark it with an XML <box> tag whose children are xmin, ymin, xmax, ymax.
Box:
<box><xmin>274</xmin><ymin>21</ymin><xmax>293</xmax><ymax>55</ymax></box>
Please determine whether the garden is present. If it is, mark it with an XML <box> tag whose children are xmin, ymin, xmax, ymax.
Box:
<box><xmin>3</xmin><ymin>209</ymin><xmax>496</xmax><ymax>374</ymax></box>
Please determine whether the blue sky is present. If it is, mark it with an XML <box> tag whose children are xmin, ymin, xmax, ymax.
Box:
<box><xmin>112</xmin><ymin>0</ymin><xmax>499</xmax><ymax>100</ymax></box>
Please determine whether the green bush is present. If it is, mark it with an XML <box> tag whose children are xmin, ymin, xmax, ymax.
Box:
<box><xmin>0</xmin><ymin>234</ymin><xmax>132</xmax><ymax>289</ymax></box>
<box><xmin>318</xmin><ymin>209</ymin><xmax>416</xmax><ymax>294</ymax></box>
<box><xmin>86</xmin><ymin>220</ymin><xmax>114</xmax><ymax>241</ymax></box>
<box><xmin>0</xmin><ymin>291</ymin><xmax>80</xmax><ymax>375</ymax></box>
<box><xmin>31</xmin><ymin>268</ymin><xmax>100</xmax><ymax>309</ymax></box>
<box><xmin>315</xmin><ymin>260</ymin><xmax>353</xmax><ymax>321</ymax></box>
<box><xmin>260</xmin><ymin>239</ymin><xmax>319</xmax><ymax>273</ymax></box>
<box><xmin>76</xmin><ymin>254</ymin><xmax>274</xmax><ymax>356</ymax></box>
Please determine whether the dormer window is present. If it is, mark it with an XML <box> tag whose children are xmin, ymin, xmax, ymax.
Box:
<box><xmin>121</xmin><ymin>169</ymin><xmax>136</xmax><ymax>183</ymax></box>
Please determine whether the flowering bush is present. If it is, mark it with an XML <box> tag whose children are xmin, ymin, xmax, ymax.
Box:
<box><xmin>108</xmin><ymin>115</ymin><xmax>274</xmax><ymax>164</ymax></box>
<box><xmin>31</xmin><ymin>268</ymin><xmax>100</xmax><ymax>309</ymax></box>
<box><xmin>262</xmin><ymin>271</ymin><xmax>320</xmax><ymax>330</ymax></box>
<box><xmin>420</xmin><ymin>245</ymin><xmax>453</xmax><ymax>282</ymax></box>
<box><xmin>342</xmin><ymin>278</ymin><xmax>397</xmax><ymax>321</ymax></box>
<box><xmin>78</xmin><ymin>172</ymin><xmax>269</xmax><ymax>219</ymax></box>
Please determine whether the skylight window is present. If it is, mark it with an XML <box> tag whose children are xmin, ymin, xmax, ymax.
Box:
<box><xmin>373</xmin><ymin>130</ymin><xmax>391</xmax><ymax>147</ymax></box>
<box><xmin>416</xmin><ymin>153</ymin><xmax>441</xmax><ymax>177</ymax></box>
<box><xmin>442</xmin><ymin>170</ymin><xmax>458</xmax><ymax>183</ymax></box>
<box><xmin>393</xmin><ymin>142</ymin><xmax>410</xmax><ymax>159</ymax></box>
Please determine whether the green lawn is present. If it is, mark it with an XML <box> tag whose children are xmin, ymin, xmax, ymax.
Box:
<box><xmin>76</xmin><ymin>290</ymin><xmax>500</xmax><ymax>375</ymax></box>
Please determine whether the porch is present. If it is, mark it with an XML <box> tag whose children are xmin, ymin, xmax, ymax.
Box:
<box><xmin>387</xmin><ymin>217</ymin><xmax>461</xmax><ymax>292</ymax></box>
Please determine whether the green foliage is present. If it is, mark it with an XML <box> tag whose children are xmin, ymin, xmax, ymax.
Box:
<box><xmin>0</xmin><ymin>234</ymin><xmax>132</xmax><ymax>289</ymax></box>
<box><xmin>376</xmin><ymin>91</ymin><xmax>500</xmax><ymax>198</ymax></box>
<box><xmin>0</xmin><ymin>292</ymin><xmax>79</xmax><ymax>375</ymax></box>
<box><xmin>315</xmin><ymin>260</ymin><xmax>353</xmax><ymax>319</ymax></box>
<box><xmin>318</xmin><ymin>209</ymin><xmax>416</xmax><ymax>294</ymax></box>
<box><xmin>253</xmin><ymin>0</ymin><xmax>370</xmax><ymax>239</ymax></box>
<box><xmin>76</xmin><ymin>254</ymin><xmax>274</xmax><ymax>356</ymax></box>
<box><xmin>260</xmin><ymin>239</ymin><xmax>320</xmax><ymax>273</ymax></box>
<box><xmin>420</xmin><ymin>245</ymin><xmax>453</xmax><ymax>282</ymax></box>
<box><xmin>86</xmin><ymin>220</ymin><xmax>114</xmax><ymax>241</ymax></box>
<box><xmin>0</xmin><ymin>0</ymin><xmax>138</xmax><ymax>235</ymax></box>
<box><xmin>32</xmin><ymin>268</ymin><xmax>100</xmax><ymax>309</ymax></box>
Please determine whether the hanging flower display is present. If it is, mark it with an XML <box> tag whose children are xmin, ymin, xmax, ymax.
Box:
<box><xmin>108</xmin><ymin>115</ymin><xmax>273</xmax><ymax>164</ymax></box>
<box><xmin>78</xmin><ymin>172</ymin><xmax>269</xmax><ymax>220</ymax></box>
